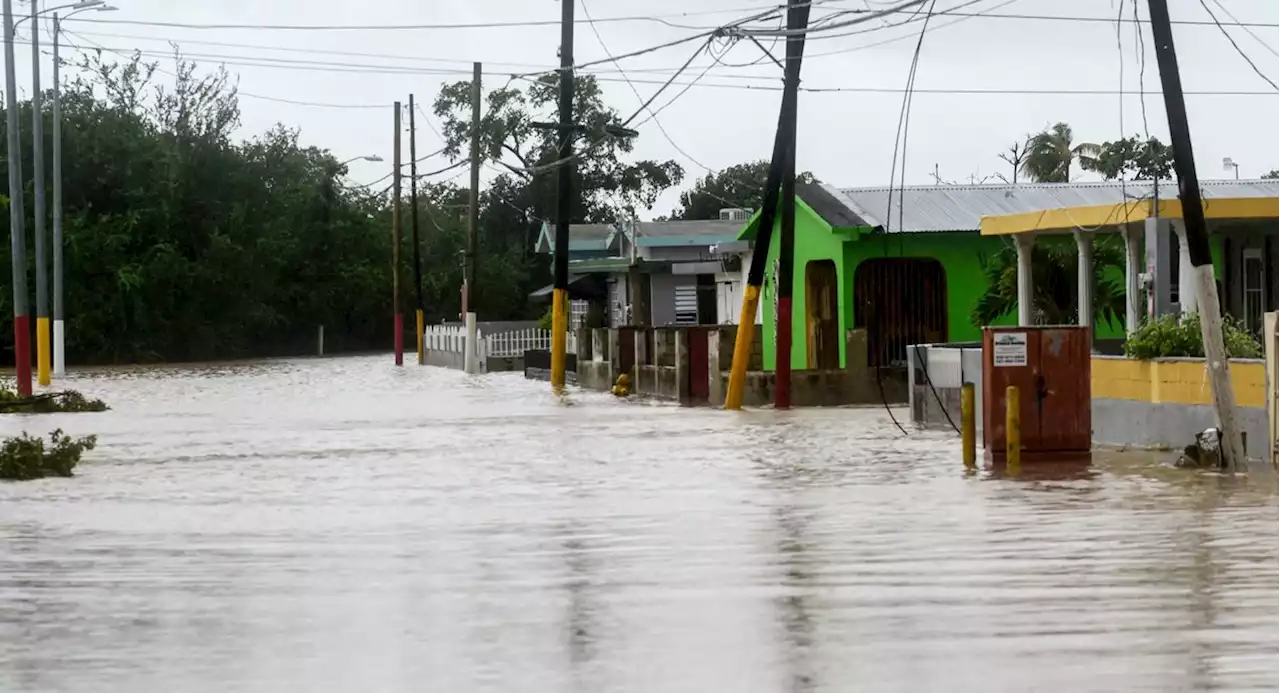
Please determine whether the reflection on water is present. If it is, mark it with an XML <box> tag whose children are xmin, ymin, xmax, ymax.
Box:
<box><xmin>0</xmin><ymin>356</ymin><xmax>1274</xmax><ymax>693</ymax></box>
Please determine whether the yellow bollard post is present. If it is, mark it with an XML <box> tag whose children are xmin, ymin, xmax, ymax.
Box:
<box><xmin>1006</xmin><ymin>384</ymin><xmax>1021</xmax><ymax>473</ymax></box>
<box><xmin>550</xmin><ymin>288</ymin><xmax>567</xmax><ymax>392</ymax></box>
<box><xmin>36</xmin><ymin>318</ymin><xmax>51</xmax><ymax>386</ymax></box>
<box><xmin>961</xmin><ymin>382</ymin><xmax>976</xmax><ymax>471</ymax></box>
<box><xmin>724</xmin><ymin>284</ymin><xmax>761</xmax><ymax>410</ymax></box>
<box><xmin>415</xmin><ymin>309</ymin><xmax>425</xmax><ymax>365</ymax></box>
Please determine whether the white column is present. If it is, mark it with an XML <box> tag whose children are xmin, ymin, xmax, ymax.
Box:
<box><xmin>463</xmin><ymin>312</ymin><xmax>478</xmax><ymax>374</ymax></box>
<box><xmin>1173</xmin><ymin>220</ymin><xmax>1198</xmax><ymax>314</ymax></box>
<box><xmin>1015</xmin><ymin>234</ymin><xmax>1034</xmax><ymax>326</ymax></box>
<box><xmin>1074</xmin><ymin>230</ymin><xmax>1093</xmax><ymax>328</ymax></box>
<box><xmin>1125</xmin><ymin>225</ymin><xmax>1142</xmax><ymax>334</ymax></box>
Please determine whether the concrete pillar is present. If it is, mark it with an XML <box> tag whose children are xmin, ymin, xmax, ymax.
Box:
<box><xmin>674</xmin><ymin>329</ymin><xmax>690</xmax><ymax>403</ymax></box>
<box><xmin>1127</xmin><ymin>224</ymin><xmax>1144</xmax><ymax>334</ymax></box>
<box><xmin>1015</xmin><ymin>234</ymin><xmax>1034</xmax><ymax>326</ymax></box>
<box><xmin>608</xmin><ymin>328</ymin><xmax>621</xmax><ymax>375</ymax></box>
<box><xmin>1074</xmin><ymin>230</ymin><xmax>1093</xmax><ymax>328</ymax></box>
<box><xmin>463</xmin><ymin>312</ymin><xmax>478</xmax><ymax>374</ymax></box>
<box><xmin>1173</xmin><ymin>220</ymin><xmax>1198</xmax><ymax>314</ymax></box>
<box><xmin>707</xmin><ymin>329</ymin><xmax>724</xmax><ymax>406</ymax></box>
<box><xmin>1144</xmin><ymin>216</ymin><xmax>1175</xmax><ymax>317</ymax></box>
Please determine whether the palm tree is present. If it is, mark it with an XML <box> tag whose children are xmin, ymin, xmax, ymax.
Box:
<box><xmin>971</xmin><ymin>236</ymin><xmax>1127</xmax><ymax>328</ymax></box>
<box><xmin>1021</xmin><ymin>123</ymin><xmax>1101</xmax><ymax>183</ymax></box>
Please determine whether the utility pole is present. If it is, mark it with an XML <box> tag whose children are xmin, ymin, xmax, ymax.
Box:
<box><xmin>774</xmin><ymin>0</ymin><xmax>812</xmax><ymax>410</ymax></box>
<box><xmin>30</xmin><ymin>0</ymin><xmax>49</xmax><ymax>386</ymax></box>
<box><xmin>724</xmin><ymin>0</ymin><xmax>810</xmax><ymax>410</ymax></box>
<box><xmin>550</xmin><ymin>0</ymin><xmax>574</xmax><ymax>392</ymax></box>
<box><xmin>463</xmin><ymin>62</ymin><xmax>481</xmax><ymax>375</ymax></box>
<box><xmin>3</xmin><ymin>0</ymin><xmax>31</xmax><ymax>397</ymax></box>
<box><xmin>409</xmin><ymin>94</ymin><xmax>425</xmax><ymax>365</ymax></box>
<box><xmin>1147</xmin><ymin>0</ymin><xmax>1244</xmax><ymax>471</ymax></box>
<box><xmin>392</xmin><ymin>101</ymin><xmax>404</xmax><ymax>367</ymax></box>
<box><xmin>52</xmin><ymin>12</ymin><xmax>64</xmax><ymax>377</ymax></box>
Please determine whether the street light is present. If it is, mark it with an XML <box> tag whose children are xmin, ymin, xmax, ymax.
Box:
<box><xmin>1222</xmin><ymin>157</ymin><xmax>1240</xmax><ymax>180</ymax></box>
<box><xmin>340</xmin><ymin>154</ymin><xmax>383</xmax><ymax>165</ymax></box>
<box><xmin>50</xmin><ymin>1</ymin><xmax>116</xmax><ymax>377</ymax></box>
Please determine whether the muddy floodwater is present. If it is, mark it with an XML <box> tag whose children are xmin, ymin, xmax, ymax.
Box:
<box><xmin>0</xmin><ymin>355</ymin><xmax>1275</xmax><ymax>692</ymax></box>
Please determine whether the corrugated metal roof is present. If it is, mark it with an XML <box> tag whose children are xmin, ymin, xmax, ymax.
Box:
<box><xmin>836</xmin><ymin>179</ymin><xmax>1279</xmax><ymax>234</ymax></box>
<box><xmin>634</xmin><ymin>219</ymin><xmax>743</xmax><ymax>240</ymax></box>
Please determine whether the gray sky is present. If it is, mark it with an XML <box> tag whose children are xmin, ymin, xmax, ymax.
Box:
<box><xmin>15</xmin><ymin>0</ymin><xmax>1280</xmax><ymax>219</ymax></box>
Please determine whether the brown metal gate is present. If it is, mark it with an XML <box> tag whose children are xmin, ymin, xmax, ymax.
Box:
<box><xmin>854</xmin><ymin>258</ymin><xmax>948</xmax><ymax>367</ymax></box>
<box><xmin>687</xmin><ymin>327</ymin><xmax>711</xmax><ymax>404</ymax></box>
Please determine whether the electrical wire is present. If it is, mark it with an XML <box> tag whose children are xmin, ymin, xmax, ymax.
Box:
<box><xmin>1132</xmin><ymin>0</ymin><xmax>1150</xmax><ymax>139</ymax></box>
<box><xmin>1195</xmin><ymin>0</ymin><xmax>1277</xmax><ymax>90</ymax></box>
<box><xmin>1204</xmin><ymin>0</ymin><xmax>1278</xmax><ymax>57</ymax></box>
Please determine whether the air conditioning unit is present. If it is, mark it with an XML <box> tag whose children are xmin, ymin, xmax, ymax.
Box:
<box><xmin>719</xmin><ymin>208</ymin><xmax>751</xmax><ymax>221</ymax></box>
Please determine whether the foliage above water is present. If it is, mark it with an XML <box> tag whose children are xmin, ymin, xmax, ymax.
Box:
<box><xmin>1123</xmin><ymin>313</ymin><xmax>1263</xmax><ymax>360</ymax></box>
<box><xmin>971</xmin><ymin>236</ymin><xmax>1127</xmax><ymax>328</ymax></box>
<box><xmin>0</xmin><ymin>429</ymin><xmax>97</xmax><ymax>481</ymax></box>
<box><xmin>0</xmin><ymin>387</ymin><xmax>110</xmax><ymax>413</ymax></box>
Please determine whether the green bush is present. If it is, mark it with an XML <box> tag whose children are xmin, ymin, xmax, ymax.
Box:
<box><xmin>537</xmin><ymin>306</ymin><xmax>554</xmax><ymax>331</ymax></box>
<box><xmin>0</xmin><ymin>387</ymin><xmax>109</xmax><ymax>413</ymax></box>
<box><xmin>1123</xmin><ymin>313</ymin><xmax>1263</xmax><ymax>360</ymax></box>
<box><xmin>0</xmin><ymin>429</ymin><xmax>98</xmax><ymax>481</ymax></box>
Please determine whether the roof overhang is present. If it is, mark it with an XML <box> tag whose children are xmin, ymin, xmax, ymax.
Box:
<box><xmin>980</xmin><ymin>196</ymin><xmax>1279</xmax><ymax>237</ymax></box>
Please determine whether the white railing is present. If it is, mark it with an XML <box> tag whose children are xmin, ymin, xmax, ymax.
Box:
<box><xmin>424</xmin><ymin>324</ymin><xmax>578</xmax><ymax>360</ymax></box>
<box><xmin>423</xmin><ymin>324</ymin><xmax>468</xmax><ymax>353</ymax></box>
<box><xmin>480</xmin><ymin>328</ymin><xmax>552</xmax><ymax>358</ymax></box>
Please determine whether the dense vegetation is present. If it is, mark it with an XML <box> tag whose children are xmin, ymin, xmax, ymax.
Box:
<box><xmin>1123</xmin><ymin>313</ymin><xmax>1263</xmax><ymax>360</ymax></box>
<box><xmin>0</xmin><ymin>50</ymin><xmax>693</xmax><ymax>365</ymax></box>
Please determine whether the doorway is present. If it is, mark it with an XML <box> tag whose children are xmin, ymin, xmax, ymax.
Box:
<box><xmin>853</xmin><ymin>258</ymin><xmax>948</xmax><ymax>367</ymax></box>
<box><xmin>805</xmin><ymin>260</ymin><xmax>840</xmax><ymax>369</ymax></box>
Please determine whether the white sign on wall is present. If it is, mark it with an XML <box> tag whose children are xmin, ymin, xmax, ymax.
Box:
<box><xmin>993</xmin><ymin>332</ymin><xmax>1028</xmax><ymax>367</ymax></box>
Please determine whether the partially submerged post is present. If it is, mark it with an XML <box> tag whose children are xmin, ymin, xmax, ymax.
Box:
<box><xmin>1006</xmin><ymin>385</ymin><xmax>1021</xmax><ymax>473</ymax></box>
<box><xmin>725</xmin><ymin>0</ymin><xmax>811</xmax><ymax>410</ymax></box>
<box><xmin>961</xmin><ymin>382</ymin><xmax>976</xmax><ymax>470</ymax></box>
<box><xmin>1146</xmin><ymin>0</ymin><xmax>1244</xmax><ymax>471</ymax></box>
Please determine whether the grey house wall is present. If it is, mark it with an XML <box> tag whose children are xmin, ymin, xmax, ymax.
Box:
<box><xmin>649</xmin><ymin>273</ymin><xmax>696</xmax><ymax>326</ymax></box>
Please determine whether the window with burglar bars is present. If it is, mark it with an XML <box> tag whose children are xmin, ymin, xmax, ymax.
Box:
<box><xmin>853</xmin><ymin>258</ymin><xmax>948</xmax><ymax>368</ymax></box>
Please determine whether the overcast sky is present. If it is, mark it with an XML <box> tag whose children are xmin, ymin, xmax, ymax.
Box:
<box><xmin>11</xmin><ymin>0</ymin><xmax>1280</xmax><ymax>219</ymax></box>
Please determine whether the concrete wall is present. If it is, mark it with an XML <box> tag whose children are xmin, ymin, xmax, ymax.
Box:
<box><xmin>1091</xmin><ymin>355</ymin><xmax>1269</xmax><ymax>454</ymax></box>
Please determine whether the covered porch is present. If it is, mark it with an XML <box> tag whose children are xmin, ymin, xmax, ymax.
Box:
<box><xmin>978</xmin><ymin>184</ymin><xmax>1279</xmax><ymax>335</ymax></box>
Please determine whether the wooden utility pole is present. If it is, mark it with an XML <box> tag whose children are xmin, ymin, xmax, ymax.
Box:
<box><xmin>409</xmin><ymin>94</ymin><xmax>425</xmax><ymax>365</ymax></box>
<box><xmin>725</xmin><ymin>0</ymin><xmax>810</xmax><ymax>410</ymax></box>
<box><xmin>392</xmin><ymin>101</ymin><xmax>404</xmax><ymax>367</ymax></box>
<box><xmin>1146</xmin><ymin>0</ymin><xmax>1244</xmax><ymax>470</ymax></box>
<box><xmin>774</xmin><ymin>0</ymin><xmax>812</xmax><ymax>410</ymax></box>
<box><xmin>465</xmin><ymin>62</ymin><xmax>481</xmax><ymax>317</ymax></box>
<box><xmin>550</xmin><ymin>0</ymin><xmax>575</xmax><ymax>392</ymax></box>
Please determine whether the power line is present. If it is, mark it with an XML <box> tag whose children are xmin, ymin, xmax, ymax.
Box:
<box><xmin>1195</xmin><ymin>0</ymin><xmax>1278</xmax><ymax>90</ymax></box>
<box><xmin>1205</xmin><ymin>0</ymin><xmax>1277</xmax><ymax>57</ymax></box>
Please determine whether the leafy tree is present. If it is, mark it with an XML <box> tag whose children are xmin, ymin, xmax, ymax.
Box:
<box><xmin>1022</xmin><ymin>122</ymin><xmax>1100</xmax><ymax>183</ymax></box>
<box><xmin>1089</xmin><ymin>136</ymin><xmax>1174</xmax><ymax>180</ymax></box>
<box><xmin>972</xmin><ymin>236</ymin><xmax>1127</xmax><ymax>328</ymax></box>
<box><xmin>432</xmin><ymin>74</ymin><xmax>684</xmax><ymax>223</ymax></box>
<box><xmin>668</xmin><ymin>160</ymin><xmax>815</xmax><ymax>220</ymax></box>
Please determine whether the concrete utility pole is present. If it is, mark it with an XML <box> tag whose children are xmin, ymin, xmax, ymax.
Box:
<box><xmin>773</xmin><ymin>0</ymin><xmax>812</xmax><ymax>410</ymax></box>
<box><xmin>3</xmin><ymin>0</ymin><xmax>31</xmax><ymax>397</ymax></box>
<box><xmin>550</xmin><ymin>0</ymin><xmax>574</xmax><ymax>392</ymax></box>
<box><xmin>52</xmin><ymin>12</ymin><xmax>64</xmax><ymax>376</ymax></box>
<box><xmin>30</xmin><ymin>0</ymin><xmax>49</xmax><ymax>386</ymax></box>
<box><xmin>463</xmin><ymin>62</ymin><xmax>481</xmax><ymax>376</ymax></box>
<box><xmin>409</xmin><ymin>94</ymin><xmax>424</xmax><ymax>365</ymax></box>
<box><xmin>392</xmin><ymin>101</ymin><xmax>404</xmax><ymax>367</ymax></box>
<box><xmin>724</xmin><ymin>1</ymin><xmax>809</xmax><ymax>410</ymax></box>
<box><xmin>1146</xmin><ymin>0</ymin><xmax>1244</xmax><ymax>471</ymax></box>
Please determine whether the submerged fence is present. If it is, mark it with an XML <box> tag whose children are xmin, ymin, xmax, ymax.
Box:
<box><xmin>422</xmin><ymin>324</ymin><xmax>576</xmax><ymax>372</ymax></box>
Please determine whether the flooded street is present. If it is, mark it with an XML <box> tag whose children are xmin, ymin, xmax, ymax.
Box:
<box><xmin>0</xmin><ymin>355</ymin><xmax>1275</xmax><ymax>692</ymax></box>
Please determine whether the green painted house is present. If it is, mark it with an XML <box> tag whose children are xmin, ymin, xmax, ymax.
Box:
<box><xmin>740</xmin><ymin>181</ymin><xmax>1144</xmax><ymax>371</ymax></box>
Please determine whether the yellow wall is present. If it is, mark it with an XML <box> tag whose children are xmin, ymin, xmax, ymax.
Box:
<box><xmin>1092</xmin><ymin>356</ymin><xmax>1267</xmax><ymax>408</ymax></box>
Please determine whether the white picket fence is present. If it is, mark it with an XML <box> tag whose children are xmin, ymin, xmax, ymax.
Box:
<box><xmin>422</xmin><ymin>324</ymin><xmax>577</xmax><ymax>361</ymax></box>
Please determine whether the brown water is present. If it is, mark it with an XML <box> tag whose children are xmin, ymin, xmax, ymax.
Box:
<box><xmin>0</xmin><ymin>355</ymin><xmax>1275</xmax><ymax>693</ymax></box>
